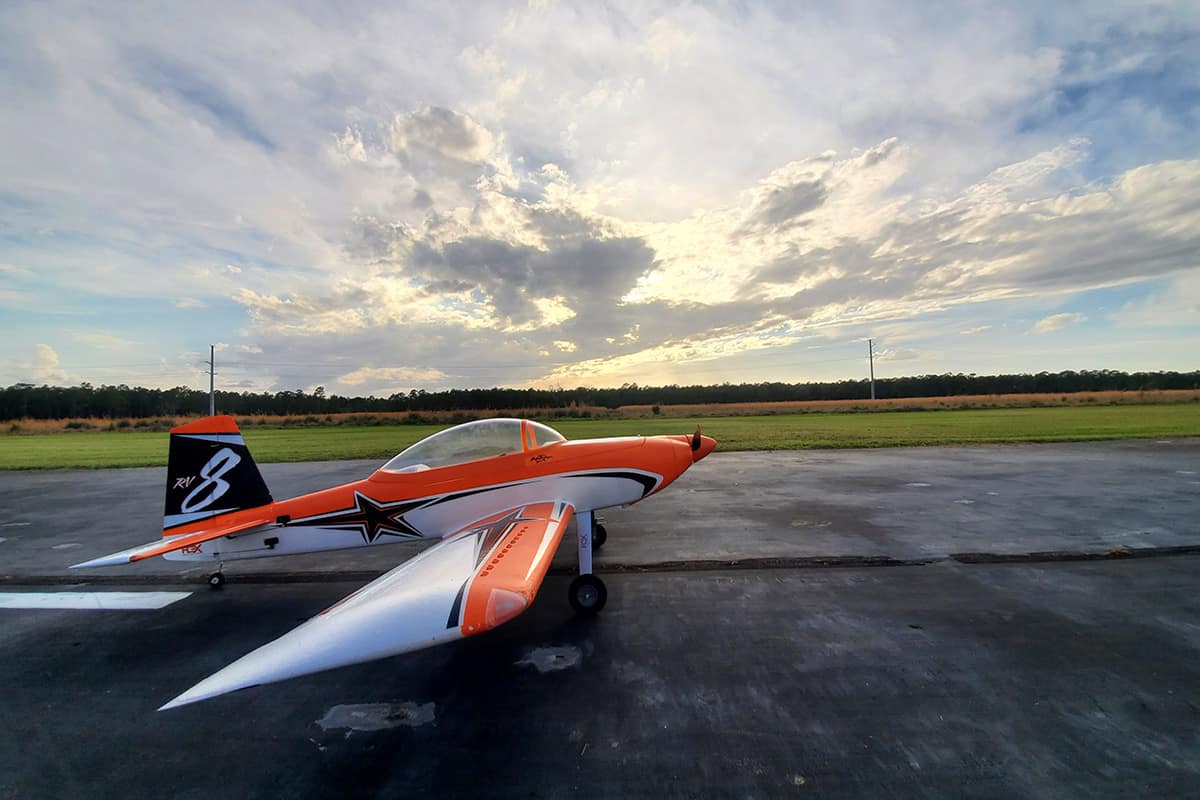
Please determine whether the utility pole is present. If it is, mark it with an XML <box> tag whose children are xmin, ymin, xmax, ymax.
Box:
<box><xmin>868</xmin><ymin>338</ymin><xmax>876</xmax><ymax>400</ymax></box>
<box><xmin>208</xmin><ymin>345</ymin><xmax>216</xmax><ymax>417</ymax></box>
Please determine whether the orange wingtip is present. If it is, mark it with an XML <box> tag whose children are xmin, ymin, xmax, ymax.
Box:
<box><xmin>460</xmin><ymin>502</ymin><xmax>571</xmax><ymax>634</ymax></box>
<box><xmin>171</xmin><ymin>415</ymin><xmax>241</xmax><ymax>435</ymax></box>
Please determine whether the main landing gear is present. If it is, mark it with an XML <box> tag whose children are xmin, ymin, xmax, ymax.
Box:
<box><xmin>569</xmin><ymin>574</ymin><xmax>607</xmax><ymax>614</ymax></box>
<box><xmin>571</xmin><ymin>510</ymin><xmax>607</xmax><ymax>614</ymax></box>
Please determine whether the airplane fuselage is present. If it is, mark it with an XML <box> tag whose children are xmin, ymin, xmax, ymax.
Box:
<box><xmin>165</xmin><ymin>434</ymin><xmax>702</xmax><ymax>563</ymax></box>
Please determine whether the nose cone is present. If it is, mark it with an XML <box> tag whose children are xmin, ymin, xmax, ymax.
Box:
<box><xmin>692</xmin><ymin>435</ymin><xmax>717</xmax><ymax>462</ymax></box>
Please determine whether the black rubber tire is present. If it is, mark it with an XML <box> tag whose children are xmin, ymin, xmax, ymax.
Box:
<box><xmin>208</xmin><ymin>572</ymin><xmax>225</xmax><ymax>589</ymax></box>
<box><xmin>592</xmin><ymin>523</ymin><xmax>608</xmax><ymax>550</ymax></box>
<box><xmin>569</xmin><ymin>574</ymin><xmax>607</xmax><ymax>614</ymax></box>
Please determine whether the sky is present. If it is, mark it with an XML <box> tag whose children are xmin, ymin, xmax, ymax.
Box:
<box><xmin>1</xmin><ymin>1</ymin><xmax>1197</xmax><ymax>397</ymax></box>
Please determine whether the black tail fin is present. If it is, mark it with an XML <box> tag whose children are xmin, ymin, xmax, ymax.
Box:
<box><xmin>163</xmin><ymin>415</ymin><xmax>272</xmax><ymax>533</ymax></box>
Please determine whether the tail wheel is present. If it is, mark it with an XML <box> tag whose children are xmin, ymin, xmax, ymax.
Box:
<box><xmin>592</xmin><ymin>523</ymin><xmax>608</xmax><ymax>550</ymax></box>
<box><xmin>208</xmin><ymin>572</ymin><xmax>225</xmax><ymax>588</ymax></box>
<box><xmin>569</xmin><ymin>574</ymin><xmax>607</xmax><ymax>614</ymax></box>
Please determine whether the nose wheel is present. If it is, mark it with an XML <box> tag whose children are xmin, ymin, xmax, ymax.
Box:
<box><xmin>569</xmin><ymin>574</ymin><xmax>607</xmax><ymax>614</ymax></box>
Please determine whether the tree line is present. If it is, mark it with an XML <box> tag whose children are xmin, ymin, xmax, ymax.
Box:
<box><xmin>0</xmin><ymin>370</ymin><xmax>1196</xmax><ymax>421</ymax></box>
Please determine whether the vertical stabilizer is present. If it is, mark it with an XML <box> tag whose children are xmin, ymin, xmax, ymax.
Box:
<box><xmin>163</xmin><ymin>416</ymin><xmax>272</xmax><ymax>533</ymax></box>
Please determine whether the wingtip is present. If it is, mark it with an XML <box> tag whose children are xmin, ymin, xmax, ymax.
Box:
<box><xmin>157</xmin><ymin>683</ymin><xmax>233</xmax><ymax>711</ymax></box>
<box><xmin>157</xmin><ymin>697</ymin><xmax>189</xmax><ymax>712</ymax></box>
<box><xmin>69</xmin><ymin>555</ymin><xmax>127</xmax><ymax>569</ymax></box>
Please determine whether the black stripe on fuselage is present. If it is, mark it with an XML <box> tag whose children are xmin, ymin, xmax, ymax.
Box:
<box><xmin>565</xmin><ymin>471</ymin><xmax>659</xmax><ymax>498</ymax></box>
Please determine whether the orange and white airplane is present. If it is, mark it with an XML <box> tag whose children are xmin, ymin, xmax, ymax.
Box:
<box><xmin>73</xmin><ymin>415</ymin><xmax>716</xmax><ymax>709</ymax></box>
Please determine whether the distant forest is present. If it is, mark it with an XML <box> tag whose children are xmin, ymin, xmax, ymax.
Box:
<box><xmin>1</xmin><ymin>370</ymin><xmax>1197</xmax><ymax>421</ymax></box>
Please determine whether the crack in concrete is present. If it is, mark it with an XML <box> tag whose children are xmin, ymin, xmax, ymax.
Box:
<box><xmin>3</xmin><ymin>546</ymin><xmax>1199</xmax><ymax>586</ymax></box>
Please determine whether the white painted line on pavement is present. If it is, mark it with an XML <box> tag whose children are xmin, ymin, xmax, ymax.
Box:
<box><xmin>0</xmin><ymin>592</ymin><xmax>192</xmax><ymax>610</ymax></box>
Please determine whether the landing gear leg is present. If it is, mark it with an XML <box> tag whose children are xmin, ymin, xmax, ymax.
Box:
<box><xmin>208</xmin><ymin>562</ymin><xmax>225</xmax><ymax>589</ymax></box>
<box><xmin>570</xmin><ymin>511</ymin><xmax>607</xmax><ymax>614</ymax></box>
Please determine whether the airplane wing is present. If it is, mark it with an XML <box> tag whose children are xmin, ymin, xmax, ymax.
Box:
<box><xmin>159</xmin><ymin>500</ymin><xmax>573</xmax><ymax>710</ymax></box>
<box><xmin>70</xmin><ymin>516</ymin><xmax>277</xmax><ymax>569</ymax></box>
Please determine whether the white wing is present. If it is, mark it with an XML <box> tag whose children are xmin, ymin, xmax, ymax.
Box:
<box><xmin>160</xmin><ymin>501</ymin><xmax>573</xmax><ymax>710</ymax></box>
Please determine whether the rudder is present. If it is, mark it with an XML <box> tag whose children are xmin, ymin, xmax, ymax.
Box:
<box><xmin>164</xmin><ymin>415</ymin><xmax>272</xmax><ymax>533</ymax></box>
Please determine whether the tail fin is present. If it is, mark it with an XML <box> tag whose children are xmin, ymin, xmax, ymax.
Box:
<box><xmin>164</xmin><ymin>415</ymin><xmax>272</xmax><ymax>533</ymax></box>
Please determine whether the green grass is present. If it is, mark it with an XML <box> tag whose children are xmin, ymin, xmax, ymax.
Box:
<box><xmin>1</xmin><ymin>404</ymin><xmax>1196</xmax><ymax>470</ymax></box>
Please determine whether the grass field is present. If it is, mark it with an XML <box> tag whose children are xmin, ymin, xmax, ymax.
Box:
<box><xmin>1</xmin><ymin>404</ymin><xmax>1196</xmax><ymax>470</ymax></box>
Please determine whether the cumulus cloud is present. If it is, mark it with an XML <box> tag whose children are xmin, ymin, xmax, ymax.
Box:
<box><xmin>338</xmin><ymin>366</ymin><xmax>446</xmax><ymax>387</ymax></box>
<box><xmin>391</xmin><ymin>106</ymin><xmax>496</xmax><ymax>164</ymax></box>
<box><xmin>1033</xmin><ymin>313</ymin><xmax>1088</xmax><ymax>333</ymax></box>
<box><xmin>5</xmin><ymin>344</ymin><xmax>70</xmax><ymax>385</ymax></box>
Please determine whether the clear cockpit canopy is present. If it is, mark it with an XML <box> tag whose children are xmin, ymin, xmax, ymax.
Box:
<box><xmin>381</xmin><ymin>418</ymin><xmax>565</xmax><ymax>473</ymax></box>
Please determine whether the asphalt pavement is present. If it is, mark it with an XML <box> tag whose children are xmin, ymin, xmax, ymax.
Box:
<box><xmin>0</xmin><ymin>440</ymin><xmax>1198</xmax><ymax>798</ymax></box>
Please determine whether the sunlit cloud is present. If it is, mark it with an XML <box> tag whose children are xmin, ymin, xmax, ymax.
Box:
<box><xmin>1033</xmin><ymin>313</ymin><xmax>1088</xmax><ymax>334</ymax></box>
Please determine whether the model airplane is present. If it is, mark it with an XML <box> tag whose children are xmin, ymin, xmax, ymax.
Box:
<box><xmin>73</xmin><ymin>415</ymin><xmax>716</xmax><ymax>710</ymax></box>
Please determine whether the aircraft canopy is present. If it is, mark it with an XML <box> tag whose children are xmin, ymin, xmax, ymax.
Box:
<box><xmin>381</xmin><ymin>418</ymin><xmax>565</xmax><ymax>473</ymax></box>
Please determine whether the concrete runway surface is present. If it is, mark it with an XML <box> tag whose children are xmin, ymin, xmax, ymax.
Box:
<box><xmin>1</xmin><ymin>440</ymin><xmax>1198</xmax><ymax>798</ymax></box>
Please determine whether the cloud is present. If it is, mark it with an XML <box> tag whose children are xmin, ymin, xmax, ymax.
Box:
<box><xmin>175</xmin><ymin>297</ymin><xmax>207</xmax><ymax>308</ymax></box>
<box><xmin>6</xmin><ymin>344</ymin><xmax>70</xmax><ymax>385</ymax></box>
<box><xmin>638</xmin><ymin>18</ymin><xmax>693</xmax><ymax>68</ymax></box>
<box><xmin>1110</xmin><ymin>271</ymin><xmax>1200</xmax><ymax>328</ymax></box>
<box><xmin>0</xmin><ymin>263</ymin><xmax>33</xmax><ymax>278</ymax></box>
<box><xmin>391</xmin><ymin>105</ymin><xmax>496</xmax><ymax>164</ymax></box>
<box><xmin>69</xmin><ymin>330</ymin><xmax>140</xmax><ymax>350</ymax></box>
<box><xmin>1033</xmin><ymin>312</ymin><xmax>1087</xmax><ymax>333</ymax></box>
<box><xmin>337</xmin><ymin>366</ymin><xmax>446</xmax><ymax>387</ymax></box>
<box><xmin>743</xmin><ymin>179</ymin><xmax>829</xmax><ymax>232</ymax></box>
<box><xmin>875</xmin><ymin>346</ymin><xmax>920</xmax><ymax>361</ymax></box>
<box><xmin>960</xmin><ymin>325</ymin><xmax>992</xmax><ymax>335</ymax></box>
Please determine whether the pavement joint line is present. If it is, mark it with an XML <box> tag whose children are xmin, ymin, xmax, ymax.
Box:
<box><xmin>3</xmin><ymin>545</ymin><xmax>1199</xmax><ymax>587</ymax></box>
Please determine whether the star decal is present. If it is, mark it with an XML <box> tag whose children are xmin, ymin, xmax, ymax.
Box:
<box><xmin>291</xmin><ymin>493</ymin><xmax>427</xmax><ymax>544</ymax></box>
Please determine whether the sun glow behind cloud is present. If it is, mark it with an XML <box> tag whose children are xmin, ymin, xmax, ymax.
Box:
<box><xmin>0</xmin><ymin>2</ymin><xmax>1197</xmax><ymax>395</ymax></box>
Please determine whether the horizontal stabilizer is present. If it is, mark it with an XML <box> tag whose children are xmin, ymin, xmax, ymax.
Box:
<box><xmin>71</xmin><ymin>517</ymin><xmax>274</xmax><ymax>569</ymax></box>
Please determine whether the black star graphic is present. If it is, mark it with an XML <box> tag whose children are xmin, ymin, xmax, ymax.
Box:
<box><xmin>294</xmin><ymin>493</ymin><xmax>427</xmax><ymax>543</ymax></box>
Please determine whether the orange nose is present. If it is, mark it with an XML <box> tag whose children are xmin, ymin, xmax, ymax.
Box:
<box><xmin>692</xmin><ymin>435</ymin><xmax>717</xmax><ymax>462</ymax></box>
